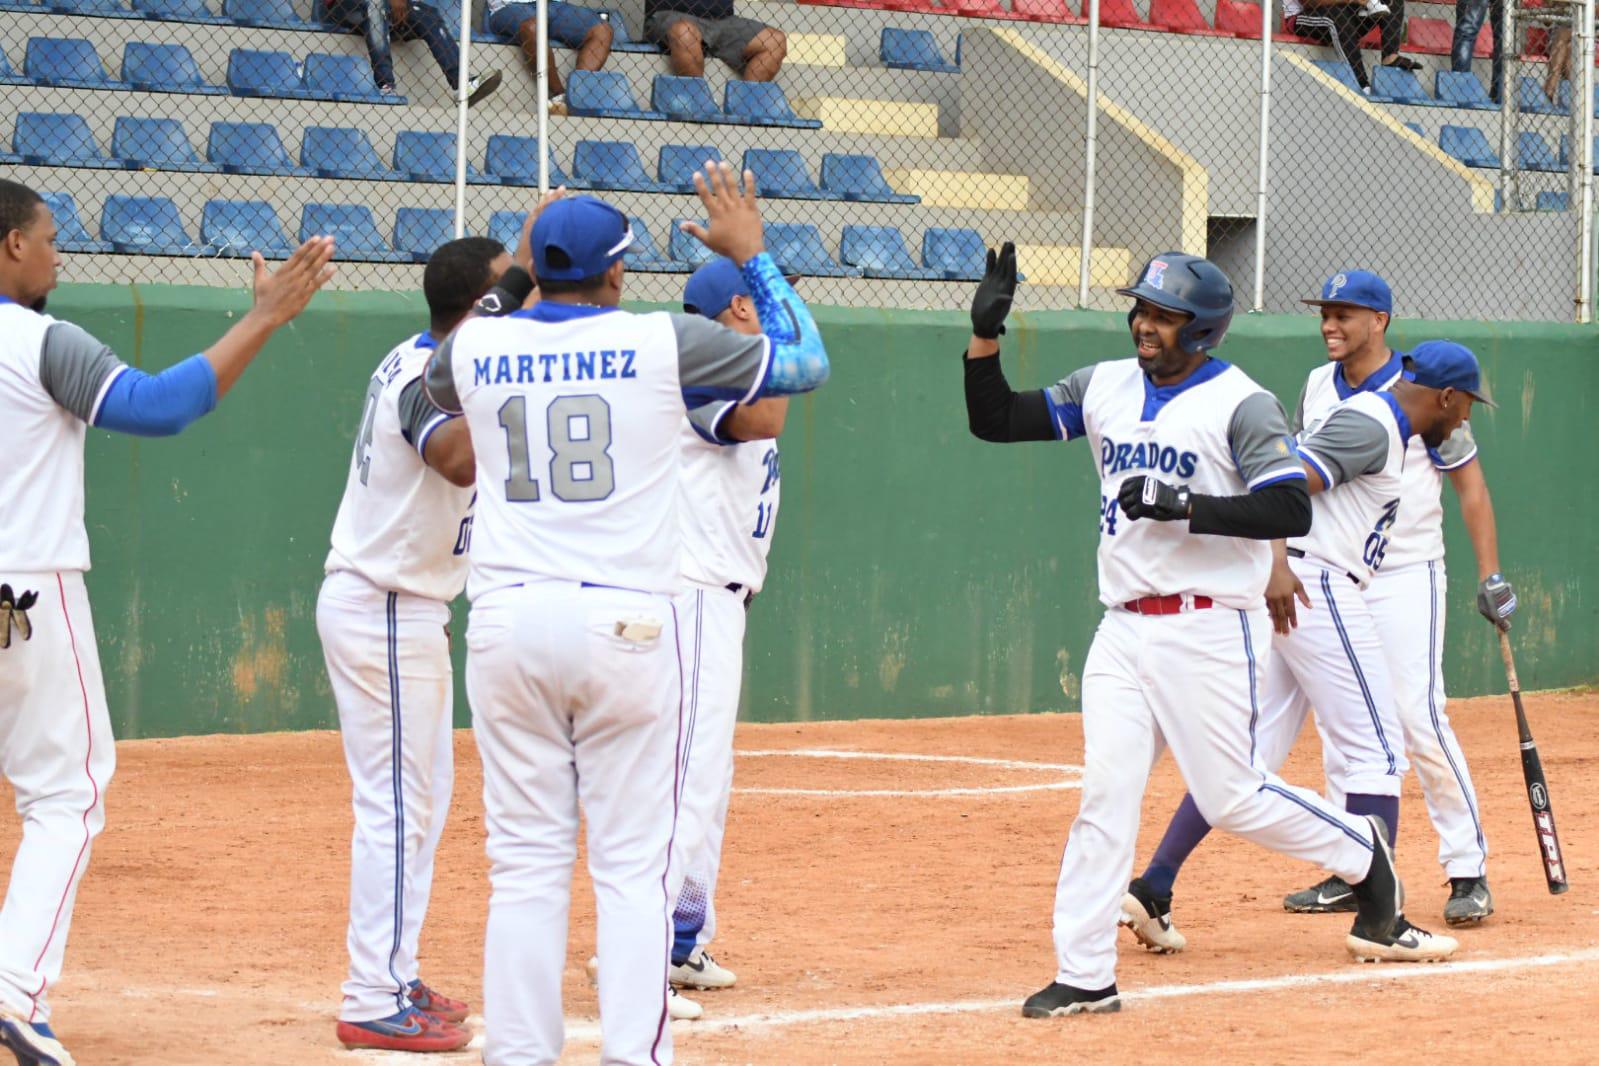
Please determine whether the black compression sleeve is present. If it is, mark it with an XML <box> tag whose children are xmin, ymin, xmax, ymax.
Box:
<box><xmin>474</xmin><ymin>265</ymin><xmax>535</xmax><ymax>316</ymax></box>
<box><xmin>1187</xmin><ymin>480</ymin><xmax>1312</xmax><ymax>540</ymax></box>
<box><xmin>962</xmin><ymin>350</ymin><xmax>1054</xmax><ymax>443</ymax></box>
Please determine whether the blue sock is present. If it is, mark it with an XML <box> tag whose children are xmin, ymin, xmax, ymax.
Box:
<box><xmin>1140</xmin><ymin>793</ymin><xmax>1213</xmax><ymax>896</ymax></box>
<box><xmin>672</xmin><ymin>877</ymin><xmax>709</xmax><ymax>966</ymax></box>
<box><xmin>1345</xmin><ymin>793</ymin><xmax>1399</xmax><ymax>847</ymax></box>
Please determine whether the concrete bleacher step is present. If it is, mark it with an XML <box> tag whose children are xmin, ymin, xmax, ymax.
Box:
<box><xmin>787</xmin><ymin>32</ymin><xmax>850</xmax><ymax>67</ymax></box>
<box><xmin>793</xmin><ymin>96</ymin><xmax>942</xmax><ymax>135</ymax></box>
<box><xmin>883</xmin><ymin>167</ymin><xmax>1031</xmax><ymax>208</ymax></box>
<box><xmin>1015</xmin><ymin>242</ymin><xmax>1131</xmax><ymax>286</ymax></box>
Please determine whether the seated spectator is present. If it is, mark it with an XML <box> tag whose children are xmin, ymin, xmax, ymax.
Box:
<box><xmin>1543</xmin><ymin>24</ymin><xmax>1570</xmax><ymax>102</ymax></box>
<box><xmin>325</xmin><ymin>0</ymin><xmax>502</xmax><ymax>103</ymax></box>
<box><xmin>485</xmin><ymin>0</ymin><xmax>615</xmax><ymax>115</ymax></box>
<box><xmin>644</xmin><ymin>0</ymin><xmax>787</xmax><ymax>82</ymax></box>
<box><xmin>1285</xmin><ymin>0</ymin><xmax>1420</xmax><ymax>93</ymax></box>
<box><xmin>1450</xmin><ymin>0</ymin><xmax>1504</xmax><ymax>102</ymax></box>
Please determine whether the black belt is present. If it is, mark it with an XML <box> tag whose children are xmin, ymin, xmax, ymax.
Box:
<box><xmin>725</xmin><ymin>582</ymin><xmax>756</xmax><ymax>609</ymax></box>
<box><xmin>1285</xmin><ymin>547</ymin><xmax>1361</xmax><ymax>587</ymax></box>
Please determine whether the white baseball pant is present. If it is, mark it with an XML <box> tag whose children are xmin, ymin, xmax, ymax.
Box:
<box><xmin>0</xmin><ymin>571</ymin><xmax>116</xmax><ymax>1026</ymax></box>
<box><xmin>316</xmin><ymin>570</ymin><xmax>455</xmax><ymax>1023</ymax></box>
<box><xmin>1053</xmin><ymin>605</ymin><xmax>1377</xmax><ymax>990</ymax></box>
<box><xmin>467</xmin><ymin>579</ymin><xmax>683</xmax><ymax>1066</ymax></box>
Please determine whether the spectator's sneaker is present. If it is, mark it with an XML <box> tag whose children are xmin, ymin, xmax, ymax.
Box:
<box><xmin>1362</xmin><ymin>0</ymin><xmax>1390</xmax><ymax>14</ymax></box>
<box><xmin>1382</xmin><ymin>54</ymin><xmax>1421</xmax><ymax>70</ymax></box>
<box><xmin>335</xmin><ymin>1006</ymin><xmax>471</xmax><ymax>1052</ymax></box>
<box><xmin>408</xmin><ymin>979</ymin><xmax>470</xmax><ymax>1023</ymax></box>
<box><xmin>466</xmin><ymin>70</ymin><xmax>502</xmax><ymax>107</ymax></box>
<box><xmin>547</xmin><ymin>92</ymin><xmax>568</xmax><ymax>116</ymax></box>
<box><xmin>378</xmin><ymin>83</ymin><xmax>398</xmax><ymax>97</ymax></box>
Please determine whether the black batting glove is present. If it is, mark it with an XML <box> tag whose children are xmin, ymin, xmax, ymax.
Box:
<box><xmin>970</xmin><ymin>241</ymin><xmax>1017</xmax><ymax>340</ymax></box>
<box><xmin>1117</xmin><ymin>476</ymin><xmax>1192</xmax><ymax>522</ymax></box>
<box><xmin>1476</xmin><ymin>572</ymin><xmax>1517</xmax><ymax>630</ymax></box>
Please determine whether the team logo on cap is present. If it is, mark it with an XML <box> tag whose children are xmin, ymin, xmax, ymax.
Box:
<box><xmin>1146</xmin><ymin>259</ymin><xmax>1168</xmax><ymax>289</ymax></box>
<box><xmin>1327</xmin><ymin>273</ymin><xmax>1348</xmax><ymax>299</ymax></box>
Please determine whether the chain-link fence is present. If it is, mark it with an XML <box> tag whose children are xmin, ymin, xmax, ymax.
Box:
<box><xmin>4</xmin><ymin>0</ymin><xmax>1593</xmax><ymax>317</ymax></box>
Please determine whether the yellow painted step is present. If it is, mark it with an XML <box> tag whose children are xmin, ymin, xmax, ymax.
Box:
<box><xmin>882</xmin><ymin>168</ymin><xmax>1030</xmax><ymax>210</ymax></box>
<box><xmin>787</xmin><ymin>33</ymin><xmax>847</xmax><ymax>67</ymax></box>
<box><xmin>1015</xmin><ymin>245</ymin><xmax>1132</xmax><ymax>288</ymax></box>
<box><xmin>791</xmin><ymin>97</ymin><xmax>940</xmax><ymax>137</ymax></box>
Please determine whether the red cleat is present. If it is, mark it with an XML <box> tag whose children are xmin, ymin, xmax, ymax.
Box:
<box><xmin>336</xmin><ymin>1006</ymin><xmax>471</xmax><ymax>1052</ymax></box>
<box><xmin>409</xmin><ymin>979</ymin><xmax>471</xmax><ymax>1023</ymax></box>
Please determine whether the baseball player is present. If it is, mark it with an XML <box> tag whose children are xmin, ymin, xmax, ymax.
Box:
<box><xmin>421</xmin><ymin>165</ymin><xmax>829</xmax><ymax>1065</ymax></box>
<box><xmin>317</xmin><ymin>236</ymin><xmax>518</xmax><ymax>1053</ymax></box>
<box><xmin>964</xmin><ymin>244</ymin><xmax>1421</xmax><ymax>1019</ymax></box>
<box><xmin>1120</xmin><ymin>337</ymin><xmax>1491</xmax><ymax>961</ymax></box>
<box><xmin>0</xmin><ymin>177</ymin><xmax>333</xmax><ymax>1066</ymax></box>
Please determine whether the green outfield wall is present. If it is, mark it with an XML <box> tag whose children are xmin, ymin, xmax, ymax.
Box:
<box><xmin>46</xmin><ymin>283</ymin><xmax>1599</xmax><ymax>738</ymax></box>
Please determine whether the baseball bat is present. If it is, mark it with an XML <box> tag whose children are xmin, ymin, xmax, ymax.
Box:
<box><xmin>1497</xmin><ymin>629</ymin><xmax>1569</xmax><ymax>895</ymax></box>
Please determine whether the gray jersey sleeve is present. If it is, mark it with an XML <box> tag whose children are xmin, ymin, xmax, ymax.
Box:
<box><xmin>1041</xmin><ymin>365</ymin><xmax>1095</xmax><ymax>440</ymax></box>
<box><xmin>1431</xmin><ymin>419</ymin><xmax>1477</xmax><ymax>470</ymax></box>
<box><xmin>1291</xmin><ymin>379</ymin><xmax>1309</xmax><ymax>435</ymax></box>
<box><xmin>38</xmin><ymin>322</ymin><xmax>127</xmax><ymax>423</ymax></box>
<box><xmin>397</xmin><ymin>375</ymin><xmax>455</xmax><ymax>454</ymax></box>
<box><xmin>1227</xmin><ymin>390</ymin><xmax>1307</xmax><ymax>490</ymax></box>
<box><xmin>1298</xmin><ymin>405</ymin><xmax>1390</xmax><ymax>487</ymax></box>
<box><xmin>422</xmin><ymin>332</ymin><xmax>461</xmax><ymax>414</ymax></box>
<box><xmin>686</xmin><ymin>401</ymin><xmax>738</xmax><ymax>446</ymax></box>
<box><xmin>670</xmin><ymin>313</ymin><xmax>771</xmax><ymax>405</ymax></box>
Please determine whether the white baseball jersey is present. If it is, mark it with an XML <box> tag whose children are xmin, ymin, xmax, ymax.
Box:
<box><xmin>1295</xmin><ymin>355</ymin><xmax>1477</xmax><ymax>571</ymax></box>
<box><xmin>0</xmin><ymin>299</ymin><xmax>131</xmax><ymax>573</ymax></box>
<box><xmin>1292</xmin><ymin>390</ymin><xmax>1409</xmax><ymax>587</ymax></box>
<box><xmin>325</xmin><ymin>332</ymin><xmax>475</xmax><ymax>603</ymax></box>
<box><xmin>424</xmin><ymin>305</ymin><xmax>771</xmax><ymax>599</ymax></box>
<box><xmin>678</xmin><ymin>404</ymin><xmax>781</xmax><ymax>593</ymax></box>
<box><xmin>1045</xmin><ymin>357</ymin><xmax>1306</xmax><ymax>610</ymax></box>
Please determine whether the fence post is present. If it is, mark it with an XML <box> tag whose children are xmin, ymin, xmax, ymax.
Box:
<box><xmin>1077</xmin><ymin>0</ymin><xmax>1102</xmax><ymax>309</ymax></box>
<box><xmin>1579</xmin><ymin>0</ymin><xmax>1596</xmax><ymax>322</ymax></box>
<box><xmin>1252</xmin><ymin>3</ymin><xmax>1272</xmax><ymax>312</ymax></box>
<box><xmin>453</xmin><ymin>0</ymin><xmax>474</xmax><ymax>237</ymax></box>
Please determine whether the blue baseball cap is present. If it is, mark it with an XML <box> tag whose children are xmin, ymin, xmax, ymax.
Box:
<box><xmin>1404</xmin><ymin>339</ymin><xmax>1496</xmax><ymax>407</ymax></box>
<box><xmin>530</xmin><ymin>196</ymin><xmax>637</xmax><ymax>282</ymax></box>
<box><xmin>682</xmin><ymin>257</ymin><xmax>799</xmax><ymax>320</ymax></box>
<box><xmin>1302</xmin><ymin>270</ymin><xmax>1393</xmax><ymax>315</ymax></box>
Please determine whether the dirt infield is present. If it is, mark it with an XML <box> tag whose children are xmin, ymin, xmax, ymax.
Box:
<box><xmin>9</xmin><ymin>691</ymin><xmax>1599</xmax><ymax>1064</ymax></box>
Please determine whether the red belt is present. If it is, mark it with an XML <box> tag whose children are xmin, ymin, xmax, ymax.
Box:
<box><xmin>1123</xmin><ymin>594</ymin><xmax>1214</xmax><ymax>615</ymax></box>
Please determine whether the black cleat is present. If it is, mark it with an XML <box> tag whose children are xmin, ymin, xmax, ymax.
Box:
<box><xmin>1283</xmin><ymin>875</ymin><xmax>1357</xmax><ymax>913</ymax></box>
<box><xmin>1022</xmin><ymin>981</ymin><xmax>1121</xmax><ymax>1018</ymax></box>
<box><xmin>1347</xmin><ymin>815</ymin><xmax>1401</xmax><ymax>945</ymax></box>
<box><xmin>1443</xmin><ymin>876</ymin><xmax>1494</xmax><ymax>925</ymax></box>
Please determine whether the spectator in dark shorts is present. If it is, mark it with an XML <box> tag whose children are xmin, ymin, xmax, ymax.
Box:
<box><xmin>1284</xmin><ymin>0</ymin><xmax>1420</xmax><ymax>93</ymax></box>
<box><xmin>645</xmin><ymin>0</ymin><xmax>787</xmax><ymax>82</ymax></box>
<box><xmin>486</xmin><ymin>0</ymin><xmax>615</xmax><ymax>114</ymax></box>
<box><xmin>325</xmin><ymin>0</ymin><xmax>502</xmax><ymax>103</ymax></box>
<box><xmin>1450</xmin><ymin>0</ymin><xmax>1505</xmax><ymax>102</ymax></box>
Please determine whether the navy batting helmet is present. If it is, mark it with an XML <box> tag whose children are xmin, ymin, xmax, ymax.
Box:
<box><xmin>1116</xmin><ymin>253</ymin><xmax>1235</xmax><ymax>354</ymax></box>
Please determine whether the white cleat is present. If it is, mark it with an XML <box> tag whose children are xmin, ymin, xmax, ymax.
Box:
<box><xmin>670</xmin><ymin>947</ymin><xmax>737</xmax><ymax>990</ymax></box>
<box><xmin>668</xmin><ymin>988</ymin><xmax>703</xmax><ymax>1021</ymax></box>
<box><xmin>1347</xmin><ymin>916</ymin><xmax>1459</xmax><ymax>963</ymax></box>
<box><xmin>0</xmin><ymin>1009</ymin><xmax>75</xmax><ymax>1066</ymax></box>
<box><xmin>1118</xmin><ymin>878</ymin><xmax>1187</xmax><ymax>954</ymax></box>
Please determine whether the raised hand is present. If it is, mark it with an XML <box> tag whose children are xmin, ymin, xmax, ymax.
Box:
<box><xmin>680</xmin><ymin>161</ymin><xmax>764</xmax><ymax>265</ymax></box>
<box><xmin>250</xmin><ymin>236</ymin><xmax>336</xmax><ymax>328</ymax></box>
<box><xmin>971</xmin><ymin>242</ymin><xmax>1017</xmax><ymax>340</ymax></box>
<box><xmin>515</xmin><ymin>185</ymin><xmax>567</xmax><ymax>273</ymax></box>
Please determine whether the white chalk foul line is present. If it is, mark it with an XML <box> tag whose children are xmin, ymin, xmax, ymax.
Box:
<box><xmin>732</xmin><ymin>748</ymin><xmax>1084</xmax><ymax>797</ymax></box>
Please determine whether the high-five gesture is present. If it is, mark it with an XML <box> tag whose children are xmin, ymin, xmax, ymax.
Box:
<box><xmin>680</xmin><ymin>161</ymin><xmax>765</xmax><ymax>265</ymax></box>
<box><xmin>250</xmin><ymin>235</ymin><xmax>337</xmax><ymax>328</ymax></box>
<box><xmin>515</xmin><ymin>186</ymin><xmax>568</xmax><ymax>274</ymax></box>
<box><xmin>971</xmin><ymin>241</ymin><xmax>1017</xmax><ymax>340</ymax></box>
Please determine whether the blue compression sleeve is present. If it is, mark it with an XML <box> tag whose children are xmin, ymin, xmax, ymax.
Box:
<box><xmin>94</xmin><ymin>354</ymin><xmax>219</xmax><ymax>437</ymax></box>
<box><xmin>740</xmin><ymin>253</ymin><xmax>829</xmax><ymax>396</ymax></box>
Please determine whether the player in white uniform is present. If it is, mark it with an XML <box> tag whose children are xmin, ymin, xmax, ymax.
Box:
<box><xmin>964</xmin><ymin>245</ymin><xmax>1419</xmax><ymax>1020</ymax></box>
<box><xmin>1119</xmin><ymin>339</ymin><xmax>1491</xmax><ymax>961</ymax></box>
<box><xmin>422</xmin><ymin>167</ymin><xmax>829</xmax><ymax>1065</ymax></box>
<box><xmin>0</xmin><ymin>178</ymin><xmax>333</xmax><ymax>1066</ymax></box>
<box><xmin>317</xmin><ymin>237</ymin><xmax>514</xmax><ymax>1053</ymax></box>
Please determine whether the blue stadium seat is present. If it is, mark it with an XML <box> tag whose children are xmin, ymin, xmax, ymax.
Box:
<box><xmin>1516</xmin><ymin>131</ymin><xmax>1563</xmax><ymax>172</ymax></box>
<box><xmin>724</xmin><ymin>81</ymin><xmax>819</xmax><ymax>128</ymax></box>
<box><xmin>766</xmin><ymin>223</ymin><xmax>858</xmax><ymax>277</ymax></box>
<box><xmin>1311</xmin><ymin>59</ymin><xmax>1363</xmax><ymax>93</ymax></box>
<box><xmin>880</xmin><ymin>28</ymin><xmax>958</xmax><ymax>73</ymax></box>
<box><xmin>40</xmin><ymin>192</ymin><xmax>113</xmax><ymax>253</ymax></box>
<box><xmin>1516</xmin><ymin>76</ymin><xmax>1564</xmax><ymax>115</ymax></box>
<box><xmin>123</xmin><ymin>42</ymin><xmax>226</xmax><ymax>94</ymax></box>
<box><xmin>1439</xmin><ymin>125</ymin><xmax>1501</xmax><ymax>168</ymax></box>
<box><xmin>484</xmin><ymin>134</ymin><xmax>581</xmax><ymax>187</ymax></box>
<box><xmin>224</xmin><ymin>0</ymin><xmax>310</xmax><ymax>27</ymax></box>
<box><xmin>134</xmin><ymin>0</ymin><xmax>226</xmax><ymax>20</ymax></box>
<box><xmin>1556</xmin><ymin>134</ymin><xmax>1597</xmax><ymax>171</ymax></box>
<box><xmin>1403</xmin><ymin>122</ymin><xmax>1425</xmax><ymax>137</ymax></box>
<box><xmin>113</xmin><ymin>117</ymin><xmax>222</xmax><ymax>172</ymax></box>
<box><xmin>0</xmin><ymin>0</ymin><xmax>38</xmax><ymax>9</ymax></box>
<box><xmin>658</xmin><ymin>144</ymin><xmax>721</xmax><ymax>192</ymax></box>
<box><xmin>1370</xmin><ymin>66</ymin><xmax>1434</xmax><ymax>105</ymax></box>
<box><xmin>604</xmin><ymin>8</ymin><xmax>662</xmax><ymax>53</ymax></box>
<box><xmin>301</xmin><ymin>126</ymin><xmax>401</xmax><ymax>180</ymax></box>
<box><xmin>487</xmin><ymin>210</ymin><xmax>526</xmax><ymax>250</ymax></box>
<box><xmin>651</xmin><ymin>75</ymin><xmax>726</xmax><ymax>122</ymax></box>
<box><xmin>102</xmin><ymin>195</ymin><xmax>199</xmax><ymax>254</ymax></box>
<box><xmin>305</xmin><ymin>52</ymin><xmax>401</xmax><ymax>102</ymax></box>
<box><xmin>14</xmin><ymin>112</ymin><xmax>123</xmax><ymax>168</ymax></box>
<box><xmin>300</xmin><ymin>203</ymin><xmax>410</xmax><ymax>262</ymax></box>
<box><xmin>742</xmin><ymin>149</ymin><xmax>828</xmax><ymax>200</ymax></box>
<box><xmin>25</xmin><ymin>37</ymin><xmax>128</xmax><ymax>88</ymax></box>
<box><xmin>1536</xmin><ymin>191</ymin><xmax>1569</xmax><ymax>211</ymax></box>
<box><xmin>209</xmin><ymin>121</ymin><xmax>308</xmax><ymax>175</ymax></box>
<box><xmin>820</xmin><ymin>154</ymin><xmax>918</xmax><ymax>204</ymax></box>
<box><xmin>48</xmin><ymin>0</ymin><xmax>133</xmax><ymax>16</ymax></box>
<box><xmin>0</xmin><ymin>48</ymin><xmax>24</xmax><ymax>85</ymax></box>
<box><xmin>201</xmin><ymin>199</ymin><xmax>293</xmax><ymax>256</ymax></box>
<box><xmin>1436</xmin><ymin>70</ymin><xmax>1496</xmax><ymax>110</ymax></box>
<box><xmin>394</xmin><ymin>207</ymin><xmax>458</xmax><ymax>262</ymax></box>
<box><xmin>394</xmin><ymin>131</ymin><xmax>491</xmax><ymax>183</ymax></box>
<box><xmin>1551</xmin><ymin>81</ymin><xmax>1598</xmax><ymax>118</ymax></box>
<box><xmin>566</xmin><ymin>70</ymin><xmax>664</xmax><ymax>119</ymax></box>
<box><xmin>670</xmin><ymin>221</ymin><xmax>717</xmax><ymax>268</ymax></box>
<box><xmin>228</xmin><ymin>48</ymin><xmax>312</xmax><ymax>97</ymax></box>
<box><xmin>923</xmin><ymin>227</ymin><xmax>988</xmax><ymax>280</ymax></box>
<box><xmin>573</xmin><ymin>140</ymin><xmax>671</xmax><ymax>192</ymax></box>
<box><xmin>623</xmin><ymin>216</ymin><xmax>686</xmax><ymax>273</ymax></box>
<box><xmin>841</xmin><ymin>225</ymin><xmax>942</xmax><ymax>281</ymax></box>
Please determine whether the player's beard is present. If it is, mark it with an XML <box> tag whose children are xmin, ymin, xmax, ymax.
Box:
<box><xmin>29</xmin><ymin>295</ymin><xmax>46</xmax><ymax>313</ymax></box>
